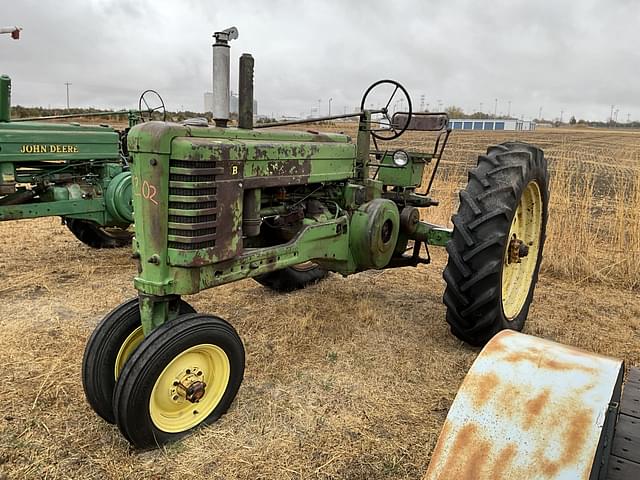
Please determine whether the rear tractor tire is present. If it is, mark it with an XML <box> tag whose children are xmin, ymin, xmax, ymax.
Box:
<box><xmin>113</xmin><ymin>314</ymin><xmax>245</xmax><ymax>449</ymax></box>
<box><xmin>443</xmin><ymin>142</ymin><xmax>549</xmax><ymax>346</ymax></box>
<box><xmin>254</xmin><ymin>262</ymin><xmax>329</xmax><ymax>292</ymax></box>
<box><xmin>65</xmin><ymin>218</ymin><xmax>132</xmax><ymax>248</ymax></box>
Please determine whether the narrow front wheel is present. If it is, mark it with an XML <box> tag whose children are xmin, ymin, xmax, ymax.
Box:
<box><xmin>113</xmin><ymin>314</ymin><xmax>245</xmax><ymax>448</ymax></box>
<box><xmin>82</xmin><ymin>297</ymin><xmax>195</xmax><ymax>423</ymax></box>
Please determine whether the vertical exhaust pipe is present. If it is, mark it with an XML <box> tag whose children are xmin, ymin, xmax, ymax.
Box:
<box><xmin>239</xmin><ymin>53</ymin><xmax>258</xmax><ymax>234</ymax></box>
<box><xmin>212</xmin><ymin>27</ymin><xmax>238</xmax><ymax>127</ymax></box>
<box><xmin>238</xmin><ymin>53</ymin><xmax>254</xmax><ymax>129</ymax></box>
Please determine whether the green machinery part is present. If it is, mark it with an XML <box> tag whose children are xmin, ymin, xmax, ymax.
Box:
<box><xmin>127</xmin><ymin>117</ymin><xmax>451</xmax><ymax>333</ymax></box>
<box><xmin>0</xmin><ymin>75</ymin><xmax>134</xmax><ymax>247</ymax></box>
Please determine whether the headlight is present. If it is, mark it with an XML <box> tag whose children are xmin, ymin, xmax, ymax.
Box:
<box><xmin>392</xmin><ymin>150</ymin><xmax>409</xmax><ymax>166</ymax></box>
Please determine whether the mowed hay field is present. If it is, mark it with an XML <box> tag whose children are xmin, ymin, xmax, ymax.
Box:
<box><xmin>1</xmin><ymin>127</ymin><xmax>639</xmax><ymax>479</ymax></box>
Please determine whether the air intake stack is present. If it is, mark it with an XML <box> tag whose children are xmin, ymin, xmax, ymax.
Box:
<box><xmin>238</xmin><ymin>53</ymin><xmax>254</xmax><ymax>129</ymax></box>
<box><xmin>211</xmin><ymin>26</ymin><xmax>238</xmax><ymax>127</ymax></box>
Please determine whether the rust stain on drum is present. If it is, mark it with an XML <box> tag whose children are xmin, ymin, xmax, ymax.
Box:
<box><xmin>491</xmin><ymin>443</ymin><xmax>518</xmax><ymax>478</ymax></box>
<box><xmin>438</xmin><ymin>423</ymin><xmax>490</xmax><ymax>480</ymax></box>
<box><xmin>523</xmin><ymin>388</ymin><xmax>551</xmax><ymax>430</ymax></box>
<box><xmin>428</xmin><ymin>419</ymin><xmax>452</xmax><ymax>465</ymax></box>
<box><xmin>464</xmin><ymin>372</ymin><xmax>500</xmax><ymax>409</ymax></box>
<box><xmin>502</xmin><ymin>349</ymin><xmax>598</xmax><ymax>374</ymax></box>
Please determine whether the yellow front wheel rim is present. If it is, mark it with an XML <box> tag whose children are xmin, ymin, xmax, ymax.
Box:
<box><xmin>149</xmin><ymin>344</ymin><xmax>230</xmax><ymax>433</ymax></box>
<box><xmin>501</xmin><ymin>181</ymin><xmax>543</xmax><ymax>319</ymax></box>
<box><xmin>114</xmin><ymin>326</ymin><xmax>144</xmax><ymax>380</ymax></box>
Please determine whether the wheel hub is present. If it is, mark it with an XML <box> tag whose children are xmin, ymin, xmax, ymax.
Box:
<box><xmin>171</xmin><ymin>367</ymin><xmax>207</xmax><ymax>403</ymax></box>
<box><xmin>507</xmin><ymin>234</ymin><xmax>530</xmax><ymax>264</ymax></box>
<box><xmin>501</xmin><ymin>180</ymin><xmax>543</xmax><ymax>320</ymax></box>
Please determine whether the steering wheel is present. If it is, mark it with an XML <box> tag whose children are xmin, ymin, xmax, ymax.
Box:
<box><xmin>360</xmin><ymin>79</ymin><xmax>412</xmax><ymax>140</ymax></box>
<box><xmin>138</xmin><ymin>90</ymin><xmax>166</xmax><ymax>122</ymax></box>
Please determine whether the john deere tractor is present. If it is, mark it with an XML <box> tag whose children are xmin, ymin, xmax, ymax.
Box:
<box><xmin>0</xmin><ymin>75</ymin><xmax>166</xmax><ymax>247</ymax></box>
<box><xmin>82</xmin><ymin>28</ymin><xmax>549</xmax><ymax>448</ymax></box>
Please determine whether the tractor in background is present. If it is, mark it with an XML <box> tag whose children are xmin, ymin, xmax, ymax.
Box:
<box><xmin>0</xmin><ymin>75</ymin><xmax>166</xmax><ymax>247</ymax></box>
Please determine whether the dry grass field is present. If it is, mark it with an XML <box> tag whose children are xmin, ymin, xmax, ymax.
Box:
<box><xmin>1</xmin><ymin>127</ymin><xmax>639</xmax><ymax>479</ymax></box>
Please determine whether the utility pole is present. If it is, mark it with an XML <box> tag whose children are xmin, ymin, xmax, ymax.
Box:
<box><xmin>560</xmin><ymin>110</ymin><xmax>564</xmax><ymax>123</ymax></box>
<box><xmin>538</xmin><ymin>106</ymin><xmax>543</xmax><ymax>120</ymax></box>
<box><xmin>494</xmin><ymin>98</ymin><xmax>498</xmax><ymax>117</ymax></box>
<box><xmin>328</xmin><ymin>97</ymin><xmax>332</xmax><ymax>117</ymax></box>
<box><xmin>610</xmin><ymin>104</ymin><xmax>615</xmax><ymax>124</ymax></box>
<box><xmin>507</xmin><ymin>100</ymin><xmax>511</xmax><ymax>117</ymax></box>
<box><xmin>64</xmin><ymin>82</ymin><xmax>72</xmax><ymax>109</ymax></box>
<box><xmin>479</xmin><ymin>102</ymin><xmax>483</xmax><ymax>113</ymax></box>
<box><xmin>627</xmin><ymin>113</ymin><xmax>631</xmax><ymax>123</ymax></box>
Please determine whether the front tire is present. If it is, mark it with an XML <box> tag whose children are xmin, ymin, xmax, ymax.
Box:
<box><xmin>82</xmin><ymin>298</ymin><xmax>195</xmax><ymax>423</ymax></box>
<box><xmin>442</xmin><ymin>142</ymin><xmax>549</xmax><ymax>346</ymax></box>
<box><xmin>113</xmin><ymin>314</ymin><xmax>245</xmax><ymax>449</ymax></box>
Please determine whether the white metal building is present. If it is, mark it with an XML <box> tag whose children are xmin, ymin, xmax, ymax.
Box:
<box><xmin>448</xmin><ymin>118</ymin><xmax>536</xmax><ymax>131</ymax></box>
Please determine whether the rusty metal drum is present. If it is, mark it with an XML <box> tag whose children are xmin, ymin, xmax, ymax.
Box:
<box><xmin>424</xmin><ymin>330</ymin><xmax>625</xmax><ymax>480</ymax></box>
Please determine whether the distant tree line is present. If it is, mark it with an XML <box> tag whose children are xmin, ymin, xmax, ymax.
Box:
<box><xmin>439</xmin><ymin>106</ymin><xmax>519</xmax><ymax>120</ymax></box>
<box><xmin>10</xmin><ymin>105</ymin><xmax>639</xmax><ymax>128</ymax></box>
<box><xmin>10</xmin><ymin>105</ymin><xmax>213</xmax><ymax>122</ymax></box>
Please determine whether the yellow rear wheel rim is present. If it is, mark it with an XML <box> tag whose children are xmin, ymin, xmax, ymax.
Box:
<box><xmin>114</xmin><ymin>326</ymin><xmax>144</xmax><ymax>380</ymax></box>
<box><xmin>501</xmin><ymin>181</ymin><xmax>543</xmax><ymax>319</ymax></box>
<box><xmin>149</xmin><ymin>344</ymin><xmax>230</xmax><ymax>433</ymax></box>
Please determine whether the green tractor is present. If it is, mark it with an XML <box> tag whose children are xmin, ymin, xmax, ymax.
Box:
<box><xmin>0</xmin><ymin>74</ymin><xmax>166</xmax><ymax>247</ymax></box>
<box><xmin>83</xmin><ymin>28</ymin><xmax>549</xmax><ymax>448</ymax></box>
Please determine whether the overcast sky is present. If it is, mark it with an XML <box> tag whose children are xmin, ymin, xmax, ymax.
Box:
<box><xmin>2</xmin><ymin>0</ymin><xmax>639</xmax><ymax>121</ymax></box>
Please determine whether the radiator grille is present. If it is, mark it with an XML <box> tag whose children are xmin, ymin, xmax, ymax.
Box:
<box><xmin>170</xmin><ymin>173</ymin><xmax>216</xmax><ymax>182</ymax></box>
<box><xmin>168</xmin><ymin>227</ymin><xmax>216</xmax><ymax>237</ymax></box>
<box><xmin>168</xmin><ymin>158</ymin><xmax>219</xmax><ymax>250</ymax></box>
<box><xmin>169</xmin><ymin>187</ymin><xmax>217</xmax><ymax>197</ymax></box>
<box><xmin>168</xmin><ymin>214</ymin><xmax>216</xmax><ymax>224</ymax></box>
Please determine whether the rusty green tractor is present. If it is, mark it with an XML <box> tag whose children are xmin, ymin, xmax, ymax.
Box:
<box><xmin>82</xmin><ymin>28</ymin><xmax>549</xmax><ymax>448</ymax></box>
